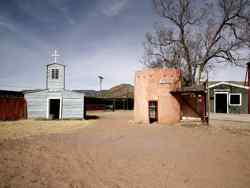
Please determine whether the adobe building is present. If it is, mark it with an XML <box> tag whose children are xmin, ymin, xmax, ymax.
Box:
<box><xmin>134</xmin><ymin>68</ymin><xmax>208</xmax><ymax>124</ymax></box>
<box><xmin>134</xmin><ymin>68</ymin><xmax>182</xmax><ymax>124</ymax></box>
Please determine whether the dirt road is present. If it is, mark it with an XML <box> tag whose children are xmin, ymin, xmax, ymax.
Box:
<box><xmin>1</xmin><ymin>111</ymin><xmax>250</xmax><ymax>188</ymax></box>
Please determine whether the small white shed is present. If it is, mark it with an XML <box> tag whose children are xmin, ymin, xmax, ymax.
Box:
<box><xmin>24</xmin><ymin>51</ymin><xmax>84</xmax><ymax>119</ymax></box>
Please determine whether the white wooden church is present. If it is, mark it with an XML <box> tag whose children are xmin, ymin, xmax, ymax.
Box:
<box><xmin>24</xmin><ymin>50</ymin><xmax>84</xmax><ymax>119</ymax></box>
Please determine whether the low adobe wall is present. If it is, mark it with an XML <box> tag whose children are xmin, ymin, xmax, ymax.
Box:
<box><xmin>134</xmin><ymin>68</ymin><xmax>181</xmax><ymax>124</ymax></box>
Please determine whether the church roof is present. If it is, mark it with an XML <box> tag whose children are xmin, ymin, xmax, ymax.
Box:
<box><xmin>47</xmin><ymin>63</ymin><xmax>66</xmax><ymax>67</ymax></box>
<box><xmin>22</xmin><ymin>89</ymin><xmax>47</xmax><ymax>94</ymax></box>
<box><xmin>46</xmin><ymin>63</ymin><xmax>65</xmax><ymax>67</ymax></box>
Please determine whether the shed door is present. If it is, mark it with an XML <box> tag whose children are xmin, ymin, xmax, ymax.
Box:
<box><xmin>149</xmin><ymin>101</ymin><xmax>158</xmax><ymax>123</ymax></box>
<box><xmin>215</xmin><ymin>93</ymin><xmax>228</xmax><ymax>113</ymax></box>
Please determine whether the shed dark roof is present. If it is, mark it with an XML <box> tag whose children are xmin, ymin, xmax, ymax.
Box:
<box><xmin>74</xmin><ymin>90</ymin><xmax>100</xmax><ymax>97</ymax></box>
<box><xmin>171</xmin><ymin>85</ymin><xmax>206</xmax><ymax>94</ymax></box>
<box><xmin>0</xmin><ymin>90</ymin><xmax>24</xmax><ymax>98</ymax></box>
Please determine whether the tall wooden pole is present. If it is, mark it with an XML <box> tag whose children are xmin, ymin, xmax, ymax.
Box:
<box><xmin>247</xmin><ymin>62</ymin><xmax>250</xmax><ymax>114</ymax></box>
<box><xmin>207</xmin><ymin>70</ymin><xmax>210</xmax><ymax>125</ymax></box>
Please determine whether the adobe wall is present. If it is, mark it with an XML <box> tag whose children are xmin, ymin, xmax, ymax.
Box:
<box><xmin>134</xmin><ymin>68</ymin><xmax>181</xmax><ymax>124</ymax></box>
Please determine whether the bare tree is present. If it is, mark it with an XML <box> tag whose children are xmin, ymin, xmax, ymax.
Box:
<box><xmin>142</xmin><ymin>0</ymin><xmax>250</xmax><ymax>86</ymax></box>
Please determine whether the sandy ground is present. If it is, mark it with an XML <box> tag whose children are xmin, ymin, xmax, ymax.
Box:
<box><xmin>0</xmin><ymin>120</ymin><xmax>94</xmax><ymax>140</ymax></box>
<box><xmin>0</xmin><ymin>111</ymin><xmax>250</xmax><ymax>188</ymax></box>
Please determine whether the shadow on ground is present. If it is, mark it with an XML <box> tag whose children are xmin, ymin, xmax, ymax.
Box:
<box><xmin>85</xmin><ymin>115</ymin><xmax>100</xmax><ymax>120</ymax></box>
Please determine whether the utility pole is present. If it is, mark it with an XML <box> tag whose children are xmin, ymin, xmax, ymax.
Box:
<box><xmin>98</xmin><ymin>75</ymin><xmax>104</xmax><ymax>91</ymax></box>
<box><xmin>206</xmin><ymin>70</ymin><xmax>210</xmax><ymax>125</ymax></box>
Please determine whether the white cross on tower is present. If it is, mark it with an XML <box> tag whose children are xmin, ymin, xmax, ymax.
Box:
<box><xmin>52</xmin><ymin>49</ymin><xmax>60</xmax><ymax>63</ymax></box>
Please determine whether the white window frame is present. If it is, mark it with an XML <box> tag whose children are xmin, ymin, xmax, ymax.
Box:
<box><xmin>214</xmin><ymin>92</ymin><xmax>229</xmax><ymax>113</ymax></box>
<box><xmin>47</xmin><ymin>97</ymin><xmax>62</xmax><ymax>119</ymax></box>
<box><xmin>229</xmin><ymin>93</ymin><xmax>242</xmax><ymax>106</ymax></box>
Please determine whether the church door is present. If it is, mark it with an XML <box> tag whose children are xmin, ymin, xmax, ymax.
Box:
<box><xmin>49</xmin><ymin>99</ymin><xmax>61</xmax><ymax>119</ymax></box>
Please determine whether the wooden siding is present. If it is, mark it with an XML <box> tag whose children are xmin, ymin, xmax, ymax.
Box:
<box><xmin>25</xmin><ymin>90</ymin><xmax>47</xmax><ymax>118</ymax></box>
<box><xmin>47</xmin><ymin>64</ymin><xmax>65</xmax><ymax>90</ymax></box>
<box><xmin>62</xmin><ymin>98</ymin><xmax>84</xmax><ymax>119</ymax></box>
<box><xmin>25</xmin><ymin>90</ymin><xmax>84</xmax><ymax>119</ymax></box>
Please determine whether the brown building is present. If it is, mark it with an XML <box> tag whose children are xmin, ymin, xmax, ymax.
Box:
<box><xmin>134</xmin><ymin>68</ymin><xmax>207</xmax><ymax>124</ymax></box>
<box><xmin>134</xmin><ymin>68</ymin><xmax>182</xmax><ymax>124</ymax></box>
<box><xmin>0</xmin><ymin>90</ymin><xmax>27</xmax><ymax>121</ymax></box>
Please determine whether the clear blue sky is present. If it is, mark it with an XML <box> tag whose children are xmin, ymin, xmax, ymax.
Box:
<box><xmin>0</xmin><ymin>0</ymin><xmax>248</xmax><ymax>91</ymax></box>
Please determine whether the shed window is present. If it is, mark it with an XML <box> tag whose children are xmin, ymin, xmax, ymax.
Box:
<box><xmin>52</xmin><ymin>69</ymin><xmax>59</xmax><ymax>79</ymax></box>
<box><xmin>229</xmin><ymin>93</ymin><xmax>241</xmax><ymax>106</ymax></box>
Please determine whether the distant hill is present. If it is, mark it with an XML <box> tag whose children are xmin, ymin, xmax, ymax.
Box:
<box><xmin>99</xmin><ymin>84</ymin><xmax>134</xmax><ymax>98</ymax></box>
<box><xmin>75</xmin><ymin>84</ymin><xmax>134</xmax><ymax>98</ymax></box>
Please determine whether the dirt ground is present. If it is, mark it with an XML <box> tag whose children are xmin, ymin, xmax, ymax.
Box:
<box><xmin>0</xmin><ymin>119</ymin><xmax>94</xmax><ymax>140</ymax></box>
<box><xmin>0</xmin><ymin>111</ymin><xmax>250</xmax><ymax>188</ymax></box>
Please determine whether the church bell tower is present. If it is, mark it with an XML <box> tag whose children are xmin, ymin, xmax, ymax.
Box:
<box><xmin>46</xmin><ymin>49</ymin><xmax>65</xmax><ymax>90</ymax></box>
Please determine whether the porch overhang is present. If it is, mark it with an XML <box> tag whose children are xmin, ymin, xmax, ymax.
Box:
<box><xmin>170</xmin><ymin>85</ymin><xmax>208</xmax><ymax>124</ymax></box>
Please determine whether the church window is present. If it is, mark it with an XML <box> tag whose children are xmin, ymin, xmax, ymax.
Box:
<box><xmin>52</xmin><ymin>69</ymin><xmax>59</xmax><ymax>79</ymax></box>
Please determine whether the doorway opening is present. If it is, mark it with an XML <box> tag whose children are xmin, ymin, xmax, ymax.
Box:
<box><xmin>215</xmin><ymin>93</ymin><xmax>228</xmax><ymax>113</ymax></box>
<box><xmin>148</xmin><ymin>100</ymin><xmax>158</xmax><ymax>123</ymax></box>
<box><xmin>49</xmin><ymin>99</ymin><xmax>61</xmax><ymax>119</ymax></box>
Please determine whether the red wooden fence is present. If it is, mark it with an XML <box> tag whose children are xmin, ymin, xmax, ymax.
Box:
<box><xmin>0</xmin><ymin>98</ymin><xmax>27</xmax><ymax>121</ymax></box>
